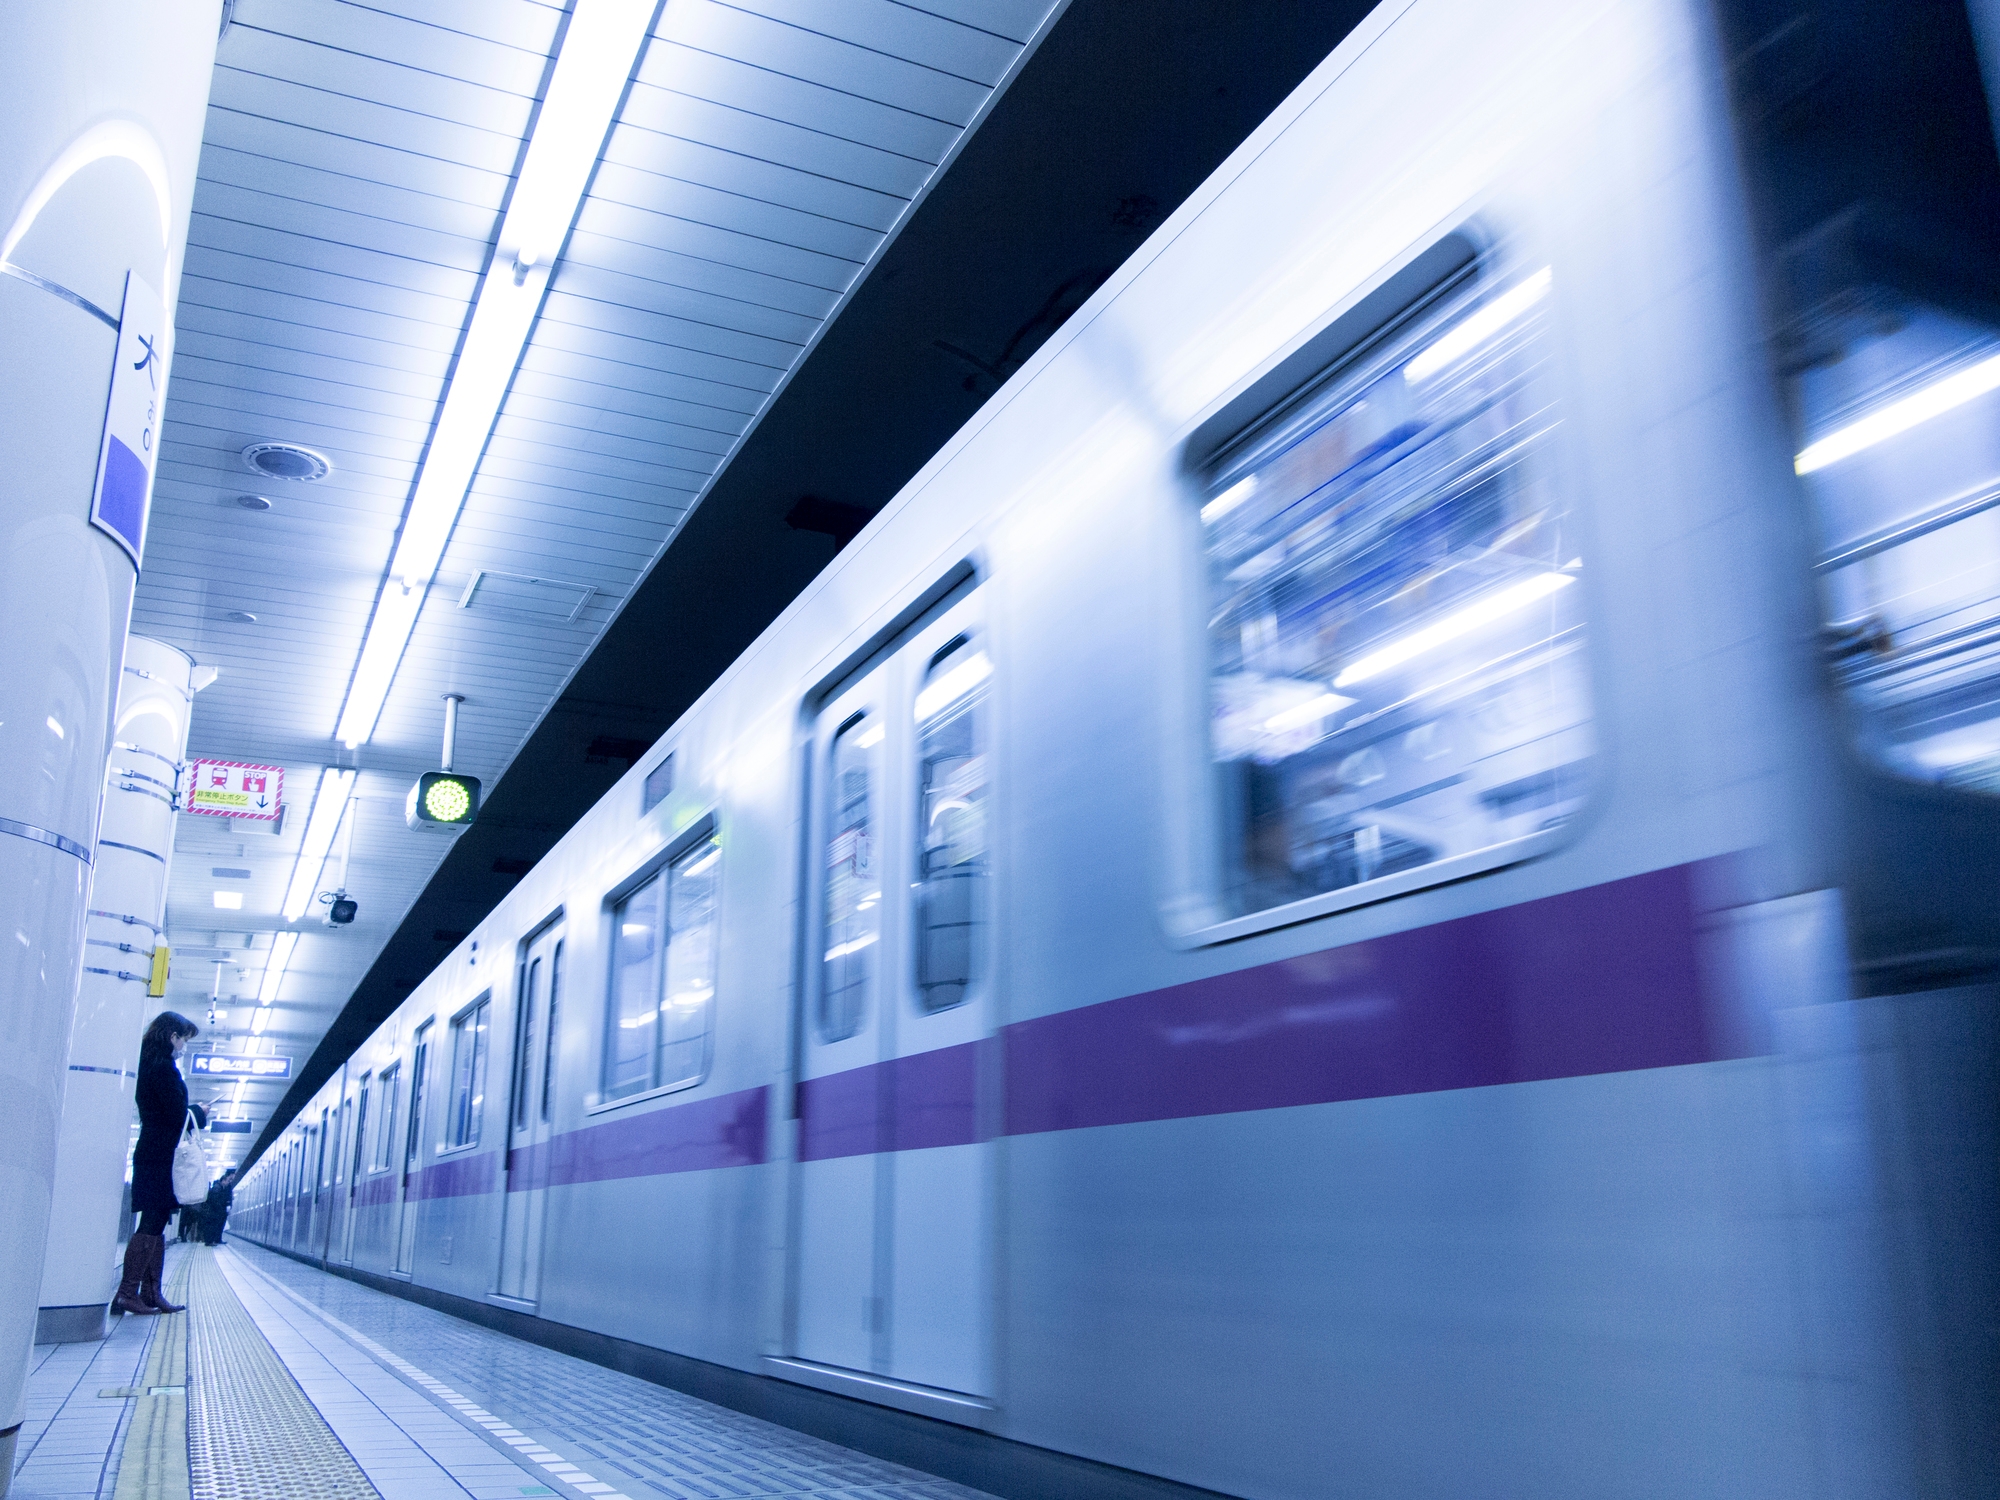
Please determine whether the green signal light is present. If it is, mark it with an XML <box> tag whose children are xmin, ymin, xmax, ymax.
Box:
<box><xmin>423</xmin><ymin>777</ymin><xmax>471</xmax><ymax>822</ymax></box>
<box><xmin>407</xmin><ymin>769</ymin><xmax>480</xmax><ymax>830</ymax></box>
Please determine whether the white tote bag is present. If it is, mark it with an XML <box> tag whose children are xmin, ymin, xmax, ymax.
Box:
<box><xmin>172</xmin><ymin>1109</ymin><xmax>209</xmax><ymax>1205</ymax></box>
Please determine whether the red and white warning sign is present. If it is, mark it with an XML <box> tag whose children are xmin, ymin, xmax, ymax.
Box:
<box><xmin>185</xmin><ymin>758</ymin><xmax>284</xmax><ymax>821</ymax></box>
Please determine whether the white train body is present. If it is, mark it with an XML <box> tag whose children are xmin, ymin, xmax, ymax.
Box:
<box><xmin>234</xmin><ymin>1</ymin><xmax>1997</xmax><ymax>1495</ymax></box>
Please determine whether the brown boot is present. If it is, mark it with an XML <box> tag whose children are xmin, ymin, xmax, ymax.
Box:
<box><xmin>140</xmin><ymin>1233</ymin><xmax>185</xmax><ymax>1314</ymax></box>
<box><xmin>111</xmin><ymin>1234</ymin><xmax>157</xmax><ymax>1316</ymax></box>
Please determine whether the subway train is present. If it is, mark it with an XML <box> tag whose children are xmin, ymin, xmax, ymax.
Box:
<box><xmin>232</xmin><ymin>0</ymin><xmax>2000</xmax><ymax>1495</ymax></box>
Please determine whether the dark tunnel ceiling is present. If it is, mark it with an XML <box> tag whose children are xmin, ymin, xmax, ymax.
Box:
<box><xmin>252</xmin><ymin>0</ymin><xmax>1380</xmax><ymax>1158</ymax></box>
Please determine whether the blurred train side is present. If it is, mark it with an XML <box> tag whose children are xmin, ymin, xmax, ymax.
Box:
<box><xmin>233</xmin><ymin>1</ymin><xmax>1998</xmax><ymax>1497</ymax></box>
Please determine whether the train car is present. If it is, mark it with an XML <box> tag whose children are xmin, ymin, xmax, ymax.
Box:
<box><xmin>235</xmin><ymin>0</ymin><xmax>1999</xmax><ymax>1496</ymax></box>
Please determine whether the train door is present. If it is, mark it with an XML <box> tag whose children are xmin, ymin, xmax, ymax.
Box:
<box><xmin>496</xmin><ymin>922</ymin><xmax>564</xmax><ymax>1303</ymax></box>
<box><xmin>394</xmin><ymin>1022</ymin><xmax>432</xmax><ymax>1275</ymax></box>
<box><xmin>793</xmin><ymin>590</ymin><xmax>994</xmax><ymax>1397</ymax></box>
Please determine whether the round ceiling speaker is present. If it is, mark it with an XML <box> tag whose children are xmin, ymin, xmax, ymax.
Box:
<box><xmin>241</xmin><ymin>441</ymin><xmax>331</xmax><ymax>481</ymax></box>
<box><xmin>236</xmin><ymin>494</ymin><xmax>273</xmax><ymax>511</ymax></box>
<box><xmin>225</xmin><ymin>610</ymin><xmax>258</xmax><ymax>624</ymax></box>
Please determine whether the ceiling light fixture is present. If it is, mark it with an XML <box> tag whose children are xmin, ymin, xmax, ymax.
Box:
<box><xmin>255</xmin><ymin>930</ymin><xmax>298</xmax><ymax>1008</ymax></box>
<box><xmin>281</xmin><ymin>767</ymin><xmax>356</xmax><ymax>922</ymax></box>
<box><xmin>331</xmin><ymin>0</ymin><xmax>658</xmax><ymax>749</ymax></box>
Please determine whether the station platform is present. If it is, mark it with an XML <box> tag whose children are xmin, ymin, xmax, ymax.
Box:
<box><xmin>11</xmin><ymin>1243</ymin><xmax>991</xmax><ymax>1500</ymax></box>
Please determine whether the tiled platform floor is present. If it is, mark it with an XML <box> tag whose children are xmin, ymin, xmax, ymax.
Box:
<box><xmin>10</xmin><ymin>1281</ymin><xmax>159</xmax><ymax>1500</ymax></box>
<box><xmin>13</xmin><ymin>1242</ymin><xmax>997</xmax><ymax>1500</ymax></box>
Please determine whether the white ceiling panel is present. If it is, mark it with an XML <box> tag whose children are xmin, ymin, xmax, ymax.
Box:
<box><xmin>656</xmin><ymin>2</ymin><xmax>990</xmax><ymax>125</ymax></box>
<box><xmin>614</xmin><ymin>83</ymin><xmax>934</xmax><ymax>200</ymax></box>
<box><xmin>140</xmin><ymin>0</ymin><xmax>1067</xmax><ymax>1146</ymax></box>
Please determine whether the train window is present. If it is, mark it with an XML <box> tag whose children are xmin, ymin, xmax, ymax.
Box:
<box><xmin>406</xmin><ymin>1024</ymin><xmax>431</xmax><ymax>1171</ymax></box>
<box><xmin>1200</xmin><ymin>260</ymin><xmax>1590</xmax><ymax>921</ymax></box>
<box><xmin>372</xmin><ymin>1063</ymin><xmax>399</xmax><ymax>1172</ymax></box>
<box><xmin>541</xmin><ymin>941</ymin><xmax>562</xmax><ymax>1123</ymax></box>
<box><xmin>351</xmin><ymin>1077</ymin><xmax>370</xmax><ymax>1180</ymax></box>
<box><xmin>821</xmin><ymin>714</ymin><xmax>881</xmax><ymax>1042</ymax></box>
<box><xmin>1793</xmin><ymin>302</ymin><xmax>2000</xmax><ymax>792</ymax></box>
<box><xmin>914</xmin><ymin>635</ymin><xmax>990</xmax><ymax>1011</ymax></box>
<box><xmin>512</xmin><ymin>955</ymin><xmax>539</xmax><ymax>1130</ymax></box>
<box><xmin>602</xmin><ymin>832</ymin><xmax>721</xmax><ymax>1101</ymax></box>
<box><xmin>444</xmin><ymin>997</ymin><xmax>489</xmax><ymax>1150</ymax></box>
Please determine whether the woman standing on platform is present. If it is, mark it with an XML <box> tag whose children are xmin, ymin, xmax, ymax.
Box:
<box><xmin>114</xmin><ymin>1011</ymin><xmax>204</xmax><ymax>1315</ymax></box>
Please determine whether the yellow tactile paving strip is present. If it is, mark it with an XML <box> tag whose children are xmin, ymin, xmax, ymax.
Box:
<box><xmin>108</xmin><ymin>1247</ymin><xmax>380</xmax><ymax>1500</ymax></box>
<box><xmin>182</xmin><ymin>1247</ymin><xmax>381</xmax><ymax>1500</ymax></box>
<box><xmin>112</xmin><ymin>1253</ymin><xmax>191</xmax><ymax>1500</ymax></box>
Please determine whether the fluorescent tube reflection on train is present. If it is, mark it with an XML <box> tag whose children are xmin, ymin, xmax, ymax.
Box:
<box><xmin>1403</xmin><ymin>267</ymin><xmax>1552</xmax><ymax>384</ymax></box>
<box><xmin>1794</xmin><ymin>349</ymin><xmax>2000</xmax><ymax>473</ymax></box>
<box><xmin>914</xmin><ymin>650</ymin><xmax>992</xmax><ymax>720</ymax></box>
<box><xmin>825</xmin><ymin>933</ymin><xmax>878</xmax><ymax>962</ymax></box>
<box><xmin>1202</xmin><ymin>476</ymin><xmax>1257</xmax><ymax>525</ymax></box>
<box><xmin>853</xmin><ymin>720</ymin><xmax>885</xmax><ymax>749</ymax></box>
<box><xmin>1263</xmin><ymin>691</ymin><xmax>1354</xmax><ymax>732</ymax></box>
<box><xmin>1334</xmin><ymin>571</ymin><xmax>1574</xmax><ymax>688</ymax></box>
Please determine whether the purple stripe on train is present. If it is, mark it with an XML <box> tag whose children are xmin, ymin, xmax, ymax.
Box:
<box><xmin>507</xmin><ymin>1084</ymin><xmax>766</xmax><ymax>1190</ymax></box>
<box><xmin>409</xmin><ymin>1145</ymin><xmax>501</xmax><ymax>1201</ymax></box>
<box><xmin>796</xmin><ymin>1043</ymin><xmax>983</xmax><ymax>1162</ymax></box>
<box><xmin>1004</xmin><ymin>860</ymin><xmax>1720</xmax><ymax>1136</ymax></box>
<box><xmin>387</xmin><ymin>861</ymin><xmax>1731</xmax><ymax>1186</ymax></box>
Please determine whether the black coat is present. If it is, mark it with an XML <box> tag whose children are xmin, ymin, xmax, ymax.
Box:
<box><xmin>131</xmin><ymin>1050</ymin><xmax>204</xmax><ymax>1215</ymax></box>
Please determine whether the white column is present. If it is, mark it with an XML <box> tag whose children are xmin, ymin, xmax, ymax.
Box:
<box><xmin>0</xmin><ymin>1</ymin><xmax>220</xmax><ymax>1482</ymax></box>
<box><xmin>35</xmin><ymin>640</ymin><xmax>207</xmax><ymax>1342</ymax></box>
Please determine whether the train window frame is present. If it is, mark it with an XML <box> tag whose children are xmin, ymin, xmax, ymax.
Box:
<box><xmin>440</xmin><ymin>992</ymin><xmax>491</xmax><ymax>1154</ymax></box>
<box><xmin>370</xmin><ymin>1061</ymin><xmax>400</xmax><ymax>1174</ymax></box>
<box><xmin>911</xmin><ymin>630</ymin><xmax>992</xmax><ymax>1015</ymax></box>
<box><xmin>589</xmin><ymin>809</ymin><xmax>723</xmax><ymax>1115</ymax></box>
<box><xmin>1164</xmin><ymin>227</ymin><xmax>1596</xmax><ymax>947</ymax></box>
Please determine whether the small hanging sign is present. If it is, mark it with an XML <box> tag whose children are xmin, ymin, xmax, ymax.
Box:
<box><xmin>185</xmin><ymin>758</ymin><xmax>285</xmax><ymax>821</ymax></box>
<box><xmin>89</xmin><ymin>270</ymin><xmax>168</xmax><ymax>567</ymax></box>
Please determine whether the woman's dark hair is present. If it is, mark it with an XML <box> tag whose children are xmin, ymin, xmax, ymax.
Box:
<box><xmin>140</xmin><ymin>1010</ymin><xmax>199</xmax><ymax>1064</ymax></box>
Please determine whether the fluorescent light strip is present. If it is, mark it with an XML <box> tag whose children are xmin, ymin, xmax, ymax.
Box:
<box><xmin>1403</xmin><ymin>267</ymin><xmax>1552</xmax><ymax>385</ymax></box>
<box><xmin>1795</xmin><ymin>350</ymin><xmax>2000</xmax><ymax>474</ymax></box>
<box><xmin>332</xmin><ymin>0</ymin><xmax>657</xmax><ymax>748</ymax></box>
<box><xmin>1334</xmin><ymin>571</ymin><xmax>1574</xmax><ymax>688</ymax></box>
<box><xmin>281</xmin><ymin>768</ymin><xmax>356</xmax><ymax>921</ymax></box>
<box><xmin>256</xmin><ymin>930</ymin><xmax>299</xmax><ymax>1009</ymax></box>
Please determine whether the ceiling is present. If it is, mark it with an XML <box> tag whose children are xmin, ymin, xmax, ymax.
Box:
<box><xmin>141</xmin><ymin>0</ymin><xmax>1069</xmax><ymax>1161</ymax></box>
<box><xmin>140</xmin><ymin>0</ymin><xmax>1375</xmax><ymax>1169</ymax></box>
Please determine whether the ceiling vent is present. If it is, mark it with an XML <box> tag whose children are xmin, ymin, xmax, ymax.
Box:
<box><xmin>241</xmin><ymin>441</ymin><xmax>331</xmax><ymax>481</ymax></box>
<box><xmin>458</xmin><ymin>569</ymin><xmax>595</xmax><ymax>623</ymax></box>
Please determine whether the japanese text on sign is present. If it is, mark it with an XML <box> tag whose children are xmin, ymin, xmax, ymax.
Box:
<box><xmin>185</xmin><ymin>759</ymin><xmax>284</xmax><ymax>821</ymax></box>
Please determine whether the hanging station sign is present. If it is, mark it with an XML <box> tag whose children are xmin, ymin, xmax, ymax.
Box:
<box><xmin>185</xmin><ymin>758</ymin><xmax>284</xmax><ymax>821</ymax></box>
<box><xmin>189</xmin><ymin>1052</ymin><xmax>292</xmax><ymax>1080</ymax></box>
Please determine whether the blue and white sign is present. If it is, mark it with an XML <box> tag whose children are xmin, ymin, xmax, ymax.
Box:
<box><xmin>89</xmin><ymin>270</ymin><xmax>167</xmax><ymax>567</ymax></box>
<box><xmin>190</xmin><ymin>1053</ymin><xmax>292</xmax><ymax>1080</ymax></box>
<box><xmin>209</xmin><ymin>1119</ymin><xmax>253</xmax><ymax>1134</ymax></box>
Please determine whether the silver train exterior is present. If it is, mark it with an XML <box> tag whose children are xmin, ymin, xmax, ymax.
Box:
<box><xmin>232</xmin><ymin>0</ymin><xmax>1999</xmax><ymax>1495</ymax></box>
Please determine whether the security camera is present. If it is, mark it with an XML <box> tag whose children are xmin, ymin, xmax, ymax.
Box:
<box><xmin>322</xmin><ymin>890</ymin><xmax>358</xmax><ymax>927</ymax></box>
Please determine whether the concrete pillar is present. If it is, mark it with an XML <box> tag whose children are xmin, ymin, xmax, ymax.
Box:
<box><xmin>0</xmin><ymin>1</ymin><xmax>220</xmax><ymax>1484</ymax></box>
<box><xmin>35</xmin><ymin>640</ymin><xmax>206</xmax><ymax>1343</ymax></box>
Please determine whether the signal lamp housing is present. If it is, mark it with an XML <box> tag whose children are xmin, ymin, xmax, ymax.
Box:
<box><xmin>407</xmin><ymin>771</ymin><xmax>481</xmax><ymax>831</ymax></box>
